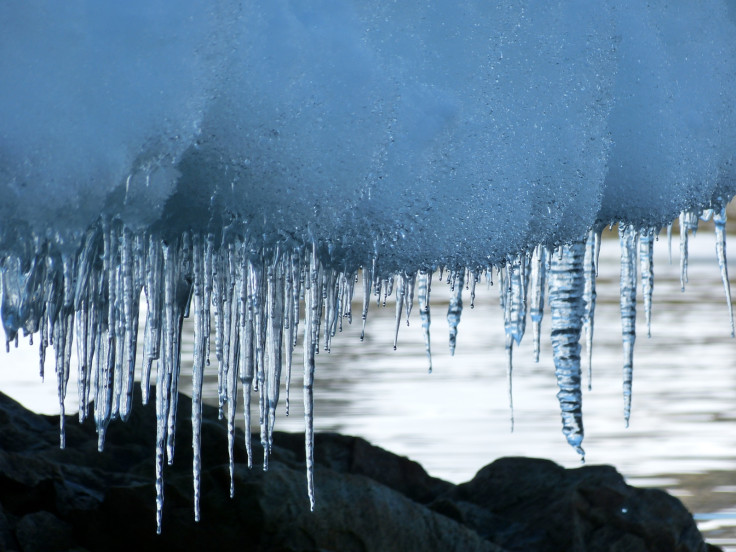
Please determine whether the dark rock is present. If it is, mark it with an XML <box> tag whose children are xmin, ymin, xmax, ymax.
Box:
<box><xmin>0</xmin><ymin>388</ymin><xmax>721</xmax><ymax>552</ymax></box>
<box><xmin>433</xmin><ymin>456</ymin><xmax>717</xmax><ymax>552</ymax></box>
<box><xmin>15</xmin><ymin>510</ymin><xmax>73</xmax><ymax>552</ymax></box>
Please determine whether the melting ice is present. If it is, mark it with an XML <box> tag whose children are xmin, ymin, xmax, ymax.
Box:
<box><xmin>2</xmin><ymin>0</ymin><xmax>736</xmax><ymax>533</ymax></box>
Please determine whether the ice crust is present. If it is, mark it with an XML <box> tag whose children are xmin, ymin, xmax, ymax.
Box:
<box><xmin>4</xmin><ymin>1</ymin><xmax>734</xmax><ymax>265</ymax></box>
<box><xmin>2</xmin><ymin>0</ymin><xmax>736</xmax><ymax>532</ymax></box>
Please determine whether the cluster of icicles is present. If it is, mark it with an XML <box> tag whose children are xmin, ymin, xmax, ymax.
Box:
<box><xmin>0</xmin><ymin>207</ymin><xmax>733</xmax><ymax>533</ymax></box>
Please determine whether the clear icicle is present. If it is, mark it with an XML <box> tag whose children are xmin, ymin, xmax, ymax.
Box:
<box><xmin>405</xmin><ymin>271</ymin><xmax>416</xmax><ymax>325</ymax></box>
<box><xmin>303</xmin><ymin>245</ymin><xmax>320</xmax><ymax>511</ymax></box>
<box><xmin>679</xmin><ymin>211</ymin><xmax>699</xmax><ymax>291</ymax></box>
<box><xmin>393</xmin><ymin>273</ymin><xmax>406</xmax><ymax>350</ymax></box>
<box><xmin>447</xmin><ymin>270</ymin><xmax>464</xmax><ymax>356</ymax></box>
<box><xmin>548</xmin><ymin>240</ymin><xmax>586</xmax><ymax>459</ymax></box>
<box><xmin>142</xmin><ymin>237</ymin><xmax>164</xmax><ymax>405</ymax></box>
<box><xmin>582</xmin><ymin>230</ymin><xmax>597</xmax><ymax>390</ymax></box>
<box><xmin>242</xmin><ymin>254</ymin><xmax>256</xmax><ymax>469</ymax></box>
<box><xmin>501</xmin><ymin>255</ymin><xmax>529</xmax><ymax>431</ymax></box>
<box><xmin>191</xmin><ymin>234</ymin><xmax>206</xmax><ymax>521</ymax></box>
<box><xmin>265</xmin><ymin>253</ymin><xmax>284</xmax><ymax>467</ymax></box>
<box><xmin>667</xmin><ymin>223</ymin><xmax>673</xmax><ymax>264</ymax></box>
<box><xmin>619</xmin><ymin>225</ymin><xmax>638</xmax><ymax>427</ymax></box>
<box><xmin>226</xmin><ymin>243</ymin><xmax>240</xmax><ymax>497</ymax></box>
<box><xmin>360</xmin><ymin>262</ymin><xmax>373</xmax><ymax>341</ymax></box>
<box><xmin>714</xmin><ymin>207</ymin><xmax>735</xmax><ymax>337</ymax></box>
<box><xmin>639</xmin><ymin>228</ymin><xmax>655</xmax><ymax>338</ymax></box>
<box><xmin>529</xmin><ymin>245</ymin><xmax>547</xmax><ymax>363</ymax></box>
<box><xmin>418</xmin><ymin>271</ymin><xmax>432</xmax><ymax>372</ymax></box>
<box><xmin>593</xmin><ymin>229</ymin><xmax>602</xmax><ymax>278</ymax></box>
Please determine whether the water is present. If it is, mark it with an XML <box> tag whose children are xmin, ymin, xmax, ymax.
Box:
<box><xmin>2</xmin><ymin>228</ymin><xmax>736</xmax><ymax>547</ymax></box>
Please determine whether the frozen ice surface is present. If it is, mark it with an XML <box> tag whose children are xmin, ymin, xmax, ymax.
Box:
<box><xmin>2</xmin><ymin>0</ymin><xmax>736</xmax><ymax>532</ymax></box>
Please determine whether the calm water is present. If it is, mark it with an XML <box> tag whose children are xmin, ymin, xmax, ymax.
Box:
<box><xmin>3</xmin><ymin>229</ymin><xmax>736</xmax><ymax>548</ymax></box>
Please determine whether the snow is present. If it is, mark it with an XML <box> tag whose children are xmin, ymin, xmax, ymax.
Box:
<box><xmin>1</xmin><ymin>0</ymin><xmax>736</xmax><ymax>532</ymax></box>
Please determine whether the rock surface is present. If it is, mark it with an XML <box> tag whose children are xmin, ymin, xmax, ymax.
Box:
<box><xmin>0</xmin><ymin>387</ymin><xmax>721</xmax><ymax>552</ymax></box>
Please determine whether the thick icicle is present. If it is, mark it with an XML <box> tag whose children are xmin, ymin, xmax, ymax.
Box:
<box><xmin>714</xmin><ymin>207</ymin><xmax>735</xmax><ymax>337</ymax></box>
<box><xmin>447</xmin><ymin>270</ymin><xmax>464</xmax><ymax>355</ymax></box>
<box><xmin>619</xmin><ymin>225</ymin><xmax>638</xmax><ymax>427</ymax></box>
<box><xmin>548</xmin><ymin>240</ymin><xmax>586</xmax><ymax>459</ymax></box>
<box><xmin>639</xmin><ymin>228</ymin><xmax>654</xmax><ymax>338</ymax></box>
<box><xmin>417</xmin><ymin>271</ymin><xmax>432</xmax><ymax>372</ymax></box>
<box><xmin>529</xmin><ymin>245</ymin><xmax>547</xmax><ymax>363</ymax></box>
<box><xmin>582</xmin><ymin>230</ymin><xmax>597</xmax><ymax>389</ymax></box>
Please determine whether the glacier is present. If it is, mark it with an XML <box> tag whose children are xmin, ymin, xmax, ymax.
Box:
<box><xmin>1</xmin><ymin>0</ymin><xmax>736</xmax><ymax>532</ymax></box>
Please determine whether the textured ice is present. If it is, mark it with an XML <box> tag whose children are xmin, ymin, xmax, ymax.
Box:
<box><xmin>2</xmin><ymin>0</ymin><xmax>736</xmax><ymax>532</ymax></box>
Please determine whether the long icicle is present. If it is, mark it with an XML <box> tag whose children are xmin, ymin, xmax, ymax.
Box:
<box><xmin>582</xmin><ymin>230</ymin><xmax>597</xmax><ymax>390</ymax></box>
<box><xmin>639</xmin><ymin>227</ymin><xmax>654</xmax><ymax>338</ymax></box>
<box><xmin>303</xmin><ymin>245</ymin><xmax>320</xmax><ymax>511</ymax></box>
<box><xmin>418</xmin><ymin>270</ymin><xmax>432</xmax><ymax>372</ymax></box>
<box><xmin>529</xmin><ymin>245</ymin><xmax>547</xmax><ymax>363</ymax></box>
<box><xmin>714</xmin><ymin>207</ymin><xmax>735</xmax><ymax>337</ymax></box>
<box><xmin>619</xmin><ymin>225</ymin><xmax>638</xmax><ymax>427</ymax></box>
<box><xmin>548</xmin><ymin>240</ymin><xmax>586</xmax><ymax>459</ymax></box>
<box><xmin>191</xmin><ymin>234</ymin><xmax>206</xmax><ymax>522</ymax></box>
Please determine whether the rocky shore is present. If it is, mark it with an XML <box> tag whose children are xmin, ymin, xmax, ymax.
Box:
<box><xmin>0</xmin><ymin>387</ymin><xmax>721</xmax><ymax>551</ymax></box>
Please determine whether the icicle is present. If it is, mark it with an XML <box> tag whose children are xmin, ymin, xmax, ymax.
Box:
<box><xmin>667</xmin><ymin>223</ymin><xmax>673</xmax><ymax>264</ymax></box>
<box><xmin>383</xmin><ymin>275</ymin><xmax>394</xmax><ymax>307</ymax></box>
<box><xmin>529</xmin><ymin>245</ymin><xmax>547</xmax><ymax>363</ymax></box>
<box><xmin>501</xmin><ymin>255</ymin><xmax>529</xmax><ymax>431</ymax></box>
<box><xmin>714</xmin><ymin>207</ymin><xmax>735</xmax><ymax>337</ymax></box>
<box><xmin>165</xmin><ymin>234</ymin><xmax>191</xmax><ymax>467</ymax></box>
<box><xmin>447</xmin><ymin>270</ymin><xmax>464</xmax><ymax>355</ymax></box>
<box><xmin>204</xmin><ymin>233</ymin><xmax>214</xmax><ymax>368</ymax></box>
<box><xmin>548</xmin><ymin>240</ymin><xmax>586</xmax><ymax>459</ymax></box>
<box><xmin>679</xmin><ymin>211</ymin><xmax>698</xmax><ymax>291</ymax></box>
<box><xmin>582</xmin><ymin>231</ymin><xmax>597</xmax><ymax>390</ymax></box>
<box><xmin>593</xmin><ymin>229</ymin><xmax>601</xmax><ymax>278</ymax></box>
<box><xmin>142</xmin><ymin>237</ymin><xmax>164</xmax><ymax>405</ymax></box>
<box><xmin>54</xmin><ymin>252</ymin><xmax>74</xmax><ymax>448</ymax></box>
<box><xmin>226</xmin><ymin>243</ymin><xmax>240</xmax><ymax>498</ymax></box>
<box><xmin>241</xmin><ymin>251</ymin><xmax>256</xmax><ymax>469</ymax></box>
<box><xmin>404</xmin><ymin>271</ymin><xmax>416</xmax><ymax>325</ymax></box>
<box><xmin>119</xmin><ymin>228</ymin><xmax>142</xmax><ymax>422</ymax></box>
<box><xmin>303</xmin><ymin>245</ymin><xmax>320</xmax><ymax>511</ymax></box>
<box><xmin>154</xmin><ymin>240</ymin><xmax>183</xmax><ymax>534</ymax></box>
<box><xmin>191</xmin><ymin>234</ymin><xmax>206</xmax><ymax>521</ymax></box>
<box><xmin>213</xmin><ymin>245</ymin><xmax>227</xmax><ymax>420</ymax></box>
<box><xmin>469</xmin><ymin>269</ymin><xmax>479</xmax><ymax>309</ymax></box>
<box><xmin>639</xmin><ymin>228</ymin><xmax>654</xmax><ymax>338</ymax></box>
<box><xmin>619</xmin><ymin>225</ymin><xmax>638</xmax><ymax>427</ymax></box>
<box><xmin>264</xmin><ymin>252</ymin><xmax>284</xmax><ymax>469</ymax></box>
<box><xmin>94</xmin><ymin>222</ymin><xmax>115</xmax><ymax>452</ymax></box>
<box><xmin>283</xmin><ymin>251</ymin><xmax>296</xmax><ymax>416</ymax></box>
<box><xmin>360</xmin><ymin>261</ymin><xmax>373</xmax><ymax>341</ymax></box>
<box><xmin>393</xmin><ymin>273</ymin><xmax>406</xmax><ymax>350</ymax></box>
<box><xmin>418</xmin><ymin>271</ymin><xmax>432</xmax><ymax>372</ymax></box>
